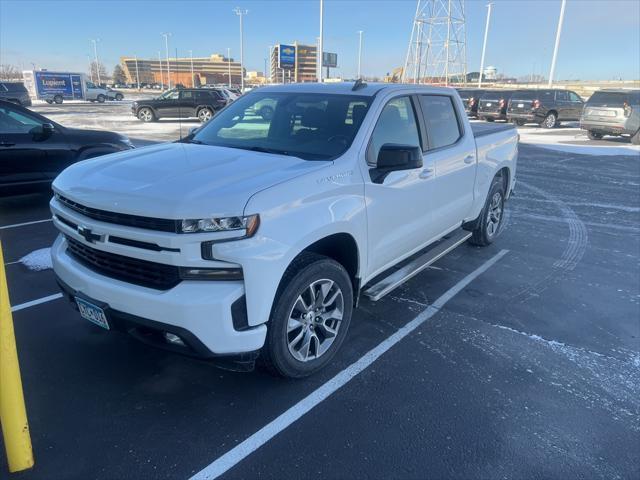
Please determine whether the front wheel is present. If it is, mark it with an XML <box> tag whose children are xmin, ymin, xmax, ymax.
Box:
<box><xmin>137</xmin><ymin>107</ymin><xmax>155</xmax><ymax>122</ymax></box>
<box><xmin>469</xmin><ymin>178</ymin><xmax>505</xmax><ymax>247</ymax></box>
<box><xmin>53</xmin><ymin>95</ymin><xmax>63</xmax><ymax>104</ymax></box>
<box><xmin>261</xmin><ymin>253</ymin><xmax>353</xmax><ymax>378</ymax></box>
<box><xmin>97</xmin><ymin>94</ymin><xmax>106</xmax><ymax>103</ymax></box>
<box><xmin>197</xmin><ymin>107</ymin><xmax>213</xmax><ymax>123</ymax></box>
<box><xmin>587</xmin><ymin>130</ymin><xmax>603</xmax><ymax>140</ymax></box>
<box><xmin>115</xmin><ymin>93</ymin><xmax>124</xmax><ymax>101</ymax></box>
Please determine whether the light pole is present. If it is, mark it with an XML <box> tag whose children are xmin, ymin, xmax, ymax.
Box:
<box><xmin>90</xmin><ymin>38</ymin><xmax>101</xmax><ymax>85</ymax></box>
<box><xmin>189</xmin><ymin>50</ymin><xmax>194</xmax><ymax>87</ymax></box>
<box><xmin>478</xmin><ymin>3</ymin><xmax>492</xmax><ymax>88</ymax></box>
<box><xmin>357</xmin><ymin>30</ymin><xmax>363</xmax><ymax>79</ymax></box>
<box><xmin>227</xmin><ymin>48</ymin><xmax>232</xmax><ymax>87</ymax></box>
<box><xmin>233</xmin><ymin>7</ymin><xmax>248</xmax><ymax>92</ymax></box>
<box><xmin>548</xmin><ymin>0</ymin><xmax>567</xmax><ymax>87</ymax></box>
<box><xmin>318</xmin><ymin>0</ymin><xmax>324</xmax><ymax>82</ymax></box>
<box><xmin>134</xmin><ymin>54</ymin><xmax>140</xmax><ymax>89</ymax></box>
<box><xmin>87</xmin><ymin>55</ymin><xmax>93</xmax><ymax>83</ymax></box>
<box><xmin>162</xmin><ymin>32</ymin><xmax>171</xmax><ymax>89</ymax></box>
<box><xmin>158</xmin><ymin>51</ymin><xmax>164</xmax><ymax>89</ymax></box>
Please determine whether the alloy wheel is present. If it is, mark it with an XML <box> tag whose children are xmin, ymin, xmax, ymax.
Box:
<box><xmin>286</xmin><ymin>279</ymin><xmax>344</xmax><ymax>362</ymax></box>
<box><xmin>486</xmin><ymin>191</ymin><xmax>503</xmax><ymax>238</ymax></box>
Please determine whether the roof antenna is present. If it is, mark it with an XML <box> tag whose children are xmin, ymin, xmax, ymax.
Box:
<box><xmin>352</xmin><ymin>78</ymin><xmax>367</xmax><ymax>91</ymax></box>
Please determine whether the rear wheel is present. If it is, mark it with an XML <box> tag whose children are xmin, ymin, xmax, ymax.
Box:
<box><xmin>541</xmin><ymin>112</ymin><xmax>557</xmax><ymax>128</ymax></box>
<box><xmin>587</xmin><ymin>130</ymin><xmax>603</xmax><ymax>140</ymax></box>
<box><xmin>53</xmin><ymin>95</ymin><xmax>63</xmax><ymax>104</ymax></box>
<box><xmin>137</xmin><ymin>107</ymin><xmax>155</xmax><ymax>122</ymax></box>
<box><xmin>260</xmin><ymin>253</ymin><xmax>353</xmax><ymax>378</ymax></box>
<box><xmin>469</xmin><ymin>178</ymin><xmax>505</xmax><ymax>247</ymax></box>
<box><xmin>485</xmin><ymin>117</ymin><xmax>495</xmax><ymax>122</ymax></box>
<box><xmin>631</xmin><ymin>129</ymin><xmax>640</xmax><ymax>145</ymax></box>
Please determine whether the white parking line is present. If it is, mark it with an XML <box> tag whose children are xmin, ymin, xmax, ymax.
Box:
<box><xmin>0</xmin><ymin>218</ymin><xmax>52</xmax><ymax>230</ymax></box>
<box><xmin>11</xmin><ymin>293</ymin><xmax>63</xmax><ymax>312</ymax></box>
<box><xmin>190</xmin><ymin>249</ymin><xmax>509</xmax><ymax>480</ymax></box>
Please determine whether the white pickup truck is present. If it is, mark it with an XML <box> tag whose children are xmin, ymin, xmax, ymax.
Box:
<box><xmin>50</xmin><ymin>82</ymin><xmax>518</xmax><ymax>377</ymax></box>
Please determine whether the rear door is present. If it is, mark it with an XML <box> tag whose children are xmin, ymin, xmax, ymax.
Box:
<box><xmin>418</xmin><ymin>94</ymin><xmax>476</xmax><ymax>235</ymax></box>
<box><xmin>178</xmin><ymin>90</ymin><xmax>198</xmax><ymax>117</ymax></box>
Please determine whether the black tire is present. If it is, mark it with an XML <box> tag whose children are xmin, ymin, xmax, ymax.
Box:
<box><xmin>512</xmin><ymin>119</ymin><xmax>525</xmax><ymax>126</ymax></box>
<box><xmin>469</xmin><ymin>178</ymin><xmax>505</xmax><ymax>247</ymax></box>
<box><xmin>97</xmin><ymin>94</ymin><xmax>106</xmax><ymax>103</ymax></box>
<box><xmin>630</xmin><ymin>129</ymin><xmax>640</xmax><ymax>145</ymax></box>
<box><xmin>587</xmin><ymin>130</ymin><xmax>603</xmax><ymax>140</ymax></box>
<box><xmin>115</xmin><ymin>93</ymin><xmax>124</xmax><ymax>101</ymax></box>
<box><xmin>485</xmin><ymin>117</ymin><xmax>495</xmax><ymax>122</ymax></box>
<box><xmin>260</xmin><ymin>253</ymin><xmax>353</xmax><ymax>378</ymax></box>
<box><xmin>541</xmin><ymin>111</ymin><xmax>557</xmax><ymax>129</ymax></box>
<box><xmin>259</xmin><ymin>106</ymin><xmax>274</xmax><ymax>120</ymax></box>
<box><xmin>45</xmin><ymin>99</ymin><xmax>53</xmax><ymax>104</ymax></box>
<box><xmin>137</xmin><ymin>107</ymin><xmax>155</xmax><ymax>122</ymax></box>
<box><xmin>53</xmin><ymin>95</ymin><xmax>63</xmax><ymax>104</ymax></box>
<box><xmin>197</xmin><ymin>107</ymin><xmax>213</xmax><ymax>123</ymax></box>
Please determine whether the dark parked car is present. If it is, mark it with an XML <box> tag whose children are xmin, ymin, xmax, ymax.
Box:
<box><xmin>131</xmin><ymin>88</ymin><xmax>227</xmax><ymax>123</ymax></box>
<box><xmin>507</xmin><ymin>89</ymin><xmax>584</xmax><ymax>128</ymax></box>
<box><xmin>580</xmin><ymin>89</ymin><xmax>640</xmax><ymax>144</ymax></box>
<box><xmin>0</xmin><ymin>81</ymin><xmax>31</xmax><ymax>107</ymax></box>
<box><xmin>477</xmin><ymin>90</ymin><xmax>514</xmax><ymax>122</ymax></box>
<box><xmin>0</xmin><ymin>100</ymin><xmax>134</xmax><ymax>196</ymax></box>
<box><xmin>455</xmin><ymin>88</ymin><xmax>484</xmax><ymax>117</ymax></box>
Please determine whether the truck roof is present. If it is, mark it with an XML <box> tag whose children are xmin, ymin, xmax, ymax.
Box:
<box><xmin>257</xmin><ymin>82</ymin><xmax>456</xmax><ymax>97</ymax></box>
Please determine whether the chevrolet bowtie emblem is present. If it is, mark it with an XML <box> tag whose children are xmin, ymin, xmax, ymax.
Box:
<box><xmin>77</xmin><ymin>225</ymin><xmax>101</xmax><ymax>243</ymax></box>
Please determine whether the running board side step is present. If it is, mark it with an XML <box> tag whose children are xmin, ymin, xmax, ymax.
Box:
<box><xmin>363</xmin><ymin>230</ymin><xmax>472</xmax><ymax>301</ymax></box>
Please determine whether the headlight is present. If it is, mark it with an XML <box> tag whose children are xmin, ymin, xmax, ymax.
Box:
<box><xmin>180</xmin><ymin>214</ymin><xmax>260</xmax><ymax>236</ymax></box>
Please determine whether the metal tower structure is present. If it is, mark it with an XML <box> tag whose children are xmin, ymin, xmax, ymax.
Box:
<box><xmin>402</xmin><ymin>0</ymin><xmax>467</xmax><ymax>85</ymax></box>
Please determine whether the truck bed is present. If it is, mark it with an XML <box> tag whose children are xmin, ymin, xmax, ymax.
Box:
<box><xmin>471</xmin><ymin>122</ymin><xmax>516</xmax><ymax>137</ymax></box>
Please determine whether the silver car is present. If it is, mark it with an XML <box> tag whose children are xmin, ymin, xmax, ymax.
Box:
<box><xmin>580</xmin><ymin>89</ymin><xmax>640</xmax><ymax>144</ymax></box>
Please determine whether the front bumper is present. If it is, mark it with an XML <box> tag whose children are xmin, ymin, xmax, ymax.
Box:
<box><xmin>51</xmin><ymin>234</ymin><xmax>267</xmax><ymax>356</ymax></box>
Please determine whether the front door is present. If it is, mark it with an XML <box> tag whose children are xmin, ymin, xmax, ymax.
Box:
<box><xmin>363</xmin><ymin>95</ymin><xmax>436</xmax><ymax>277</ymax></box>
<box><xmin>156</xmin><ymin>90</ymin><xmax>181</xmax><ymax>118</ymax></box>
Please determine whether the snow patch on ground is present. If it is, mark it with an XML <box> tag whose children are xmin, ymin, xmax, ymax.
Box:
<box><xmin>518</xmin><ymin>126</ymin><xmax>640</xmax><ymax>156</ymax></box>
<box><xmin>20</xmin><ymin>248</ymin><xmax>52</xmax><ymax>271</ymax></box>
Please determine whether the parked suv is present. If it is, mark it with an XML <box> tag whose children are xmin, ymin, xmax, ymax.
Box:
<box><xmin>477</xmin><ymin>90</ymin><xmax>514</xmax><ymax>122</ymax></box>
<box><xmin>132</xmin><ymin>88</ymin><xmax>227</xmax><ymax>122</ymax></box>
<box><xmin>0</xmin><ymin>81</ymin><xmax>32</xmax><ymax>106</ymax></box>
<box><xmin>455</xmin><ymin>88</ymin><xmax>484</xmax><ymax>117</ymax></box>
<box><xmin>580</xmin><ymin>90</ymin><xmax>640</xmax><ymax>144</ymax></box>
<box><xmin>507</xmin><ymin>89</ymin><xmax>584</xmax><ymax>128</ymax></box>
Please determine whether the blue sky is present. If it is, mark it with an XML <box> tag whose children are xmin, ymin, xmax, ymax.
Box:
<box><xmin>1</xmin><ymin>0</ymin><xmax>638</xmax><ymax>80</ymax></box>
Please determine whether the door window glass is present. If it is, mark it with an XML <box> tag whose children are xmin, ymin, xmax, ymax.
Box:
<box><xmin>369</xmin><ymin>96</ymin><xmax>420</xmax><ymax>165</ymax></box>
<box><xmin>555</xmin><ymin>91</ymin><xmax>568</xmax><ymax>101</ymax></box>
<box><xmin>419</xmin><ymin>95</ymin><xmax>462</xmax><ymax>150</ymax></box>
<box><xmin>180</xmin><ymin>91</ymin><xmax>194</xmax><ymax>100</ymax></box>
<box><xmin>86</xmin><ymin>81</ymin><xmax>96</xmax><ymax>89</ymax></box>
<box><xmin>0</xmin><ymin>106</ymin><xmax>42</xmax><ymax>133</ymax></box>
<box><xmin>569</xmin><ymin>92</ymin><xmax>582</xmax><ymax>102</ymax></box>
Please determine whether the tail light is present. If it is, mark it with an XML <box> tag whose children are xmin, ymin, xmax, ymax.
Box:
<box><xmin>499</xmin><ymin>99</ymin><xmax>505</xmax><ymax>108</ymax></box>
<box><xmin>623</xmin><ymin>101</ymin><xmax>632</xmax><ymax>117</ymax></box>
<box><xmin>532</xmin><ymin>99</ymin><xmax>541</xmax><ymax>109</ymax></box>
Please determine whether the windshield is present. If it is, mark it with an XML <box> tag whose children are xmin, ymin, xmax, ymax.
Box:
<box><xmin>192</xmin><ymin>92</ymin><xmax>372</xmax><ymax>160</ymax></box>
<box><xmin>157</xmin><ymin>89</ymin><xmax>178</xmax><ymax>100</ymax></box>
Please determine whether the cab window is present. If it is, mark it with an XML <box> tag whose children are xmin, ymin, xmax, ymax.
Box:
<box><xmin>419</xmin><ymin>95</ymin><xmax>462</xmax><ymax>150</ymax></box>
<box><xmin>368</xmin><ymin>96</ymin><xmax>421</xmax><ymax>165</ymax></box>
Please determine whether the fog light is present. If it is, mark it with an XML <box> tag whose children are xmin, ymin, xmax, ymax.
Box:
<box><xmin>164</xmin><ymin>332</ymin><xmax>185</xmax><ymax>346</ymax></box>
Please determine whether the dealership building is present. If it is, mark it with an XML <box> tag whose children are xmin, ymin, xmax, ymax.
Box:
<box><xmin>270</xmin><ymin>43</ymin><xmax>318</xmax><ymax>83</ymax></box>
<box><xmin>120</xmin><ymin>53</ymin><xmax>243</xmax><ymax>87</ymax></box>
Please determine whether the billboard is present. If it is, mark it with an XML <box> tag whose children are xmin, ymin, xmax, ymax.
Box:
<box><xmin>278</xmin><ymin>44</ymin><xmax>296</xmax><ymax>69</ymax></box>
<box><xmin>322</xmin><ymin>52</ymin><xmax>338</xmax><ymax>68</ymax></box>
<box><xmin>34</xmin><ymin>72</ymin><xmax>83</xmax><ymax>99</ymax></box>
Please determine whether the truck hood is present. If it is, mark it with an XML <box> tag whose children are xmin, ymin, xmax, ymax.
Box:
<box><xmin>53</xmin><ymin>143</ymin><xmax>329</xmax><ymax>218</ymax></box>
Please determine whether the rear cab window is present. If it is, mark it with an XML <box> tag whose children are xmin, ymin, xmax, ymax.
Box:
<box><xmin>587</xmin><ymin>91</ymin><xmax>630</xmax><ymax>107</ymax></box>
<box><xmin>419</xmin><ymin>95</ymin><xmax>462</xmax><ymax>150</ymax></box>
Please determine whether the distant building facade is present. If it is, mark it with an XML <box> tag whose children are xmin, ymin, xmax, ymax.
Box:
<box><xmin>120</xmin><ymin>54</ymin><xmax>243</xmax><ymax>87</ymax></box>
<box><xmin>270</xmin><ymin>43</ymin><xmax>317</xmax><ymax>83</ymax></box>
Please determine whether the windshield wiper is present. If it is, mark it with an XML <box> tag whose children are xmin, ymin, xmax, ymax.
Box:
<box><xmin>246</xmin><ymin>146</ymin><xmax>295</xmax><ymax>156</ymax></box>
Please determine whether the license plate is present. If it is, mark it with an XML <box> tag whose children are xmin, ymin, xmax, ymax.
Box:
<box><xmin>75</xmin><ymin>297</ymin><xmax>110</xmax><ymax>330</ymax></box>
<box><xmin>589</xmin><ymin>109</ymin><xmax>615</xmax><ymax>117</ymax></box>
<box><xmin>517</xmin><ymin>103</ymin><xmax>524</xmax><ymax>108</ymax></box>
<box><xmin>486</xmin><ymin>102</ymin><xmax>492</xmax><ymax>107</ymax></box>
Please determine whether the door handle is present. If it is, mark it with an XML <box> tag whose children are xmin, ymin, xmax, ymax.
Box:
<box><xmin>419</xmin><ymin>167</ymin><xmax>435</xmax><ymax>179</ymax></box>
<box><xmin>0</xmin><ymin>142</ymin><xmax>16</xmax><ymax>147</ymax></box>
<box><xmin>464</xmin><ymin>155</ymin><xmax>475</xmax><ymax>164</ymax></box>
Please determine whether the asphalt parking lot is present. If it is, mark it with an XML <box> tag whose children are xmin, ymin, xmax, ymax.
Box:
<box><xmin>1</xmin><ymin>108</ymin><xmax>639</xmax><ymax>479</ymax></box>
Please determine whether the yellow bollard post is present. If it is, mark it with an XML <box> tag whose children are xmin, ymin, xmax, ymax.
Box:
<box><xmin>0</xmin><ymin>240</ymin><xmax>34</xmax><ymax>472</ymax></box>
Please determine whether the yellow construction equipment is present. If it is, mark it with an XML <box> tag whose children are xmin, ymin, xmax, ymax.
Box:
<box><xmin>0</xmin><ymin>240</ymin><xmax>34</xmax><ymax>472</ymax></box>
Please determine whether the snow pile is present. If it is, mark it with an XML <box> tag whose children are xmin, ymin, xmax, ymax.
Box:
<box><xmin>20</xmin><ymin>248</ymin><xmax>52</xmax><ymax>271</ymax></box>
<box><xmin>518</xmin><ymin>126</ymin><xmax>640</xmax><ymax>156</ymax></box>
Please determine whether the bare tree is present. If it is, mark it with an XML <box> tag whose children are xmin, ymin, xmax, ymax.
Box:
<box><xmin>89</xmin><ymin>61</ymin><xmax>108</xmax><ymax>84</ymax></box>
<box><xmin>0</xmin><ymin>64</ymin><xmax>22</xmax><ymax>81</ymax></box>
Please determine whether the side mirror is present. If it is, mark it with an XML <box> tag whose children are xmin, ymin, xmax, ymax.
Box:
<box><xmin>42</xmin><ymin>123</ymin><xmax>55</xmax><ymax>135</ymax></box>
<box><xmin>30</xmin><ymin>123</ymin><xmax>55</xmax><ymax>138</ymax></box>
<box><xmin>371</xmin><ymin>144</ymin><xmax>423</xmax><ymax>184</ymax></box>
